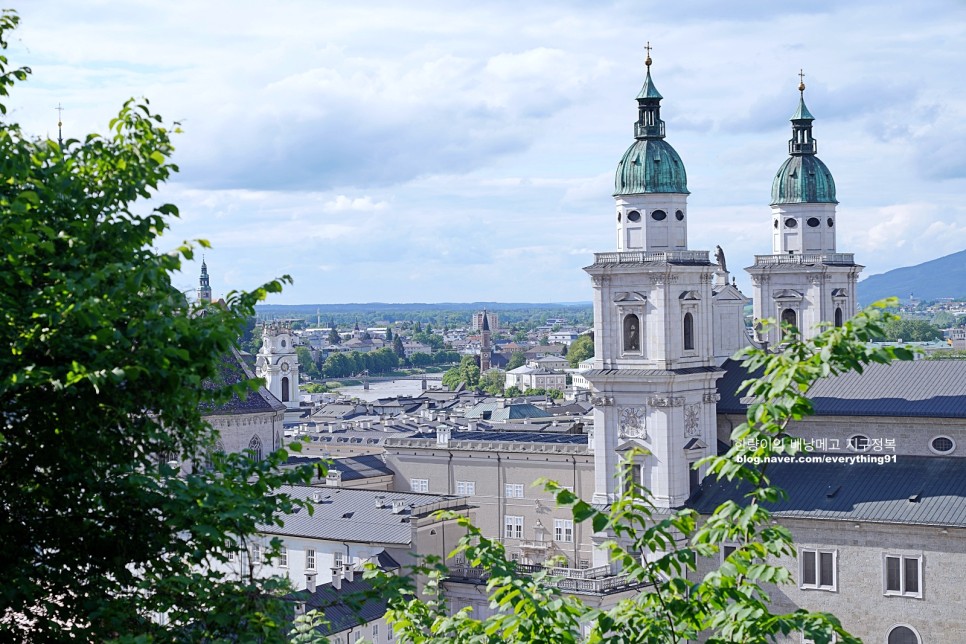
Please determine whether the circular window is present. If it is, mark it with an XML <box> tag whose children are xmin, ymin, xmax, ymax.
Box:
<box><xmin>807</xmin><ymin>217</ymin><xmax>820</xmax><ymax>228</ymax></box>
<box><xmin>773</xmin><ymin>219</ymin><xmax>779</xmax><ymax>229</ymax></box>
<box><xmin>848</xmin><ymin>435</ymin><xmax>870</xmax><ymax>452</ymax></box>
<box><xmin>675</xmin><ymin>210</ymin><xmax>684</xmax><ymax>221</ymax></box>
<box><xmin>281</xmin><ymin>339</ymin><xmax>287</xmax><ymax>348</ymax></box>
<box><xmin>784</xmin><ymin>218</ymin><xmax>798</xmax><ymax>228</ymax></box>
<box><xmin>651</xmin><ymin>210</ymin><xmax>667</xmax><ymax>221</ymax></box>
<box><xmin>887</xmin><ymin>625</ymin><xmax>920</xmax><ymax>644</ymax></box>
<box><xmin>930</xmin><ymin>435</ymin><xmax>955</xmax><ymax>454</ymax></box>
<box><xmin>627</xmin><ymin>210</ymin><xmax>641</xmax><ymax>222</ymax></box>
<box><xmin>827</xmin><ymin>218</ymin><xmax>834</xmax><ymax>227</ymax></box>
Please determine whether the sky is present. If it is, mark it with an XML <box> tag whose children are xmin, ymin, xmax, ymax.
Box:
<box><xmin>9</xmin><ymin>1</ymin><xmax>966</xmax><ymax>304</ymax></box>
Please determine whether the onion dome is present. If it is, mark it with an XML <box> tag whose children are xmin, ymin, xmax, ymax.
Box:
<box><xmin>614</xmin><ymin>51</ymin><xmax>688</xmax><ymax>196</ymax></box>
<box><xmin>771</xmin><ymin>77</ymin><xmax>837</xmax><ymax>205</ymax></box>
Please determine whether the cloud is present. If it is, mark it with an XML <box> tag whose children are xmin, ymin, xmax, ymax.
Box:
<box><xmin>322</xmin><ymin>196</ymin><xmax>389</xmax><ymax>212</ymax></box>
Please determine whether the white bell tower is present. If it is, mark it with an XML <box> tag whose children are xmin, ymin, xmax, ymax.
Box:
<box><xmin>255</xmin><ymin>322</ymin><xmax>300</xmax><ymax>409</ymax></box>
<box><xmin>747</xmin><ymin>74</ymin><xmax>862</xmax><ymax>345</ymax></box>
<box><xmin>583</xmin><ymin>50</ymin><xmax>723</xmax><ymax>521</ymax></box>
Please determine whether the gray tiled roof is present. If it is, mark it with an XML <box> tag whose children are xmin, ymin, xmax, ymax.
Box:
<box><xmin>718</xmin><ymin>358</ymin><xmax>966</xmax><ymax>418</ymax></box>
<box><xmin>283</xmin><ymin>454</ymin><xmax>394</xmax><ymax>481</ymax></box>
<box><xmin>407</xmin><ymin>430</ymin><xmax>589</xmax><ymax>445</ymax></box>
<box><xmin>260</xmin><ymin>486</ymin><xmax>465</xmax><ymax>544</ymax></box>
<box><xmin>583</xmin><ymin>366</ymin><xmax>723</xmax><ymax>378</ymax></box>
<box><xmin>290</xmin><ymin>576</ymin><xmax>387</xmax><ymax>636</ymax></box>
<box><xmin>691</xmin><ymin>455</ymin><xmax>966</xmax><ymax>528</ymax></box>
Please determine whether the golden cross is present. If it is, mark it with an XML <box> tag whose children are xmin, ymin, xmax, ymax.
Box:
<box><xmin>645</xmin><ymin>41</ymin><xmax>653</xmax><ymax>67</ymax></box>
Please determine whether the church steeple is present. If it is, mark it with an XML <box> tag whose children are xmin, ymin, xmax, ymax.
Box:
<box><xmin>634</xmin><ymin>43</ymin><xmax>666</xmax><ymax>140</ymax></box>
<box><xmin>198</xmin><ymin>257</ymin><xmax>212</xmax><ymax>303</ymax></box>
<box><xmin>788</xmin><ymin>70</ymin><xmax>817</xmax><ymax>156</ymax></box>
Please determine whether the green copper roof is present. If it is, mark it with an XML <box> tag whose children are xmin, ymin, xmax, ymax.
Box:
<box><xmin>771</xmin><ymin>155</ymin><xmax>837</xmax><ymax>205</ymax></box>
<box><xmin>636</xmin><ymin>70</ymin><xmax>663</xmax><ymax>100</ymax></box>
<box><xmin>791</xmin><ymin>96</ymin><xmax>814</xmax><ymax>121</ymax></box>
<box><xmin>614</xmin><ymin>139</ymin><xmax>688</xmax><ymax>195</ymax></box>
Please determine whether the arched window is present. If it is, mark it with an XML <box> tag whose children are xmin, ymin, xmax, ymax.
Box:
<box><xmin>281</xmin><ymin>376</ymin><xmax>290</xmax><ymax>402</ymax></box>
<box><xmin>780</xmin><ymin>309</ymin><xmax>797</xmax><ymax>339</ymax></box>
<box><xmin>887</xmin><ymin>625</ymin><xmax>920</xmax><ymax>644</ymax></box>
<box><xmin>834</xmin><ymin>307</ymin><xmax>843</xmax><ymax>328</ymax></box>
<box><xmin>248</xmin><ymin>435</ymin><xmax>263</xmax><ymax>462</ymax></box>
<box><xmin>683</xmin><ymin>312</ymin><xmax>694</xmax><ymax>351</ymax></box>
<box><xmin>623</xmin><ymin>314</ymin><xmax>640</xmax><ymax>352</ymax></box>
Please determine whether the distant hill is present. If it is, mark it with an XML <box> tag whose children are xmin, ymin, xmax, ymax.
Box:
<box><xmin>858</xmin><ymin>249</ymin><xmax>966</xmax><ymax>304</ymax></box>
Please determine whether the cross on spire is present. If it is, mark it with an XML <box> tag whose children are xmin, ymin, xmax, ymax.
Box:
<box><xmin>55</xmin><ymin>103</ymin><xmax>64</xmax><ymax>147</ymax></box>
<box><xmin>798</xmin><ymin>69</ymin><xmax>806</xmax><ymax>94</ymax></box>
<box><xmin>644</xmin><ymin>41</ymin><xmax>653</xmax><ymax>68</ymax></box>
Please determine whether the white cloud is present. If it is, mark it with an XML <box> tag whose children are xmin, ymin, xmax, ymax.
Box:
<box><xmin>322</xmin><ymin>196</ymin><xmax>389</xmax><ymax>212</ymax></box>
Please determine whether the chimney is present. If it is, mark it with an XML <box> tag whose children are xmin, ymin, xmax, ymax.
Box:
<box><xmin>305</xmin><ymin>571</ymin><xmax>317</xmax><ymax>594</ymax></box>
<box><xmin>375</xmin><ymin>495</ymin><xmax>386</xmax><ymax>509</ymax></box>
<box><xmin>391</xmin><ymin>499</ymin><xmax>407</xmax><ymax>514</ymax></box>
<box><xmin>326</xmin><ymin>469</ymin><xmax>342</xmax><ymax>487</ymax></box>
<box><xmin>330</xmin><ymin>567</ymin><xmax>342</xmax><ymax>590</ymax></box>
<box><xmin>436</xmin><ymin>426</ymin><xmax>451</xmax><ymax>446</ymax></box>
<box><xmin>294</xmin><ymin>601</ymin><xmax>306</xmax><ymax>617</ymax></box>
<box><xmin>343</xmin><ymin>563</ymin><xmax>354</xmax><ymax>583</ymax></box>
<box><xmin>467</xmin><ymin>420</ymin><xmax>478</xmax><ymax>432</ymax></box>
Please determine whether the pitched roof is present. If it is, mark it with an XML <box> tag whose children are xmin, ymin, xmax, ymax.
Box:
<box><xmin>718</xmin><ymin>358</ymin><xmax>966</xmax><ymax>418</ymax></box>
<box><xmin>290</xmin><ymin>576</ymin><xmax>387</xmax><ymax>636</ymax></box>
<box><xmin>260</xmin><ymin>486</ymin><xmax>465</xmax><ymax>544</ymax></box>
<box><xmin>283</xmin><ymin>454</ymin><xmax>394</xmax><ymax>481</ymax></box>
<box><xmin>464</xmin><ymin>401</ymin><xmax>552</xmax><ymax>421</ymax></box>
<box><xmin>691</xmin><ymin>455</ymin><xmax>966</xmax><ymax>528</ymax></box>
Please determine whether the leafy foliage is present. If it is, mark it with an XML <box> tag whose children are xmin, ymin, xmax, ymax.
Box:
<box><xmin>441</xmin><ymin>355</ymin><xmax>481</xmax><ymax>390</ymax></box>
<box><xmin>566</xmin><ymin>334</ymin><xmax>594</xmax><ymax>367</ymax></box>
<box><xmin>0</xmin><ymin>13</ymin><xmax>312</xmax><ymax>640</ymax></box>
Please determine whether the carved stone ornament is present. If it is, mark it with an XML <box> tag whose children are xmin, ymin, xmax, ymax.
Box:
<box><xmin>618</xmin><ymin>406</ymin><xmax>647</xmax><ymax>440</ymax></box>
<box><xmin>591</xmin><ymin>395</ymin><xmax>614</xmax><ymax>407</ymax></box>
<box><xmin>684</xmin><ymin>404</ymin><xmax>701</xmax><ymax>437</ymax></box>
<box><xmin>647</xmin><ymin>395</ymin><xmax>685</xmax><ymax>407</ymax></box>
<box><xmin>649</xmin><ymin>274</ymin><xmax>679</xmax><ymax>285</ymax></box>
<box><xmin>750</xmin><ymin>275</ymin><xmax>766</xmax><ymax>286</ymax></box>
<box><xmin>699</xmin><ymin>272</ymin><xmax>715</xmax><ymax>284</ymax></box>
<box><xmin>702</xmin><ymin>392</ymin><xmax>721</xmax><ymax>404</ymax></box>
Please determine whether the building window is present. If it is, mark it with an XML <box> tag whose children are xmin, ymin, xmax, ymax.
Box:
<box><xmin>781</xmin><ymin>309</ymin><xmax>797</xmax><ymax>338</ymax></box>
<box><xmin>334</xmin><ymin>552</ymin><xmax>344</xmax><ymax>569</ymax></box>
<box><xmin>721</xmin><ymin>543</ymin><xmax>738</xmax><ymax>563</ymax></box>
<box><xmin>248</xmin><ymin>434</ymin><xmax>263</xmax><ymax>462</ymax></box>
<box><xmin>505</xmin><ymin>483</ymin><xmax>524</xmax><ymax>498</ymax></box>
<box><xmin>554</xmin><ymin>519</ymin><xmax>574</xmax><ymax>543</ymax></box>
<box><xmin>887</xmin><ymin>625</ymin><xmax>921</xmax><ymax>644</ymax></box>
<box><xmin>930</xmin><ymin>435</ymin><xmax>955</xmax><ymax>454</ymax></box>
<box><xmin>306</xmin><ymin>549</ymin><xmax>316</xmax><ymax>570</ymax></box>
<box><xmin>834</xmin><ymin>307</ymin><xmax>843</xmax><ymax>328</ymax></box>
<box><xmin>848</xmin><ymin>434</ymin><xmax>870</xmax><ymax>452</ymax></box>
<box><xmin>623</xmin><ymin>314</ymin><xmax>640</xmax><ymax>352</ymax></box>
<box><xmin>504</xmin><ymin>515</ymin><xmax>523</xmax><ymax>540</ymax></box>
<box><xmin>651</xmin><ymin>209</ymin><xmax>667</xmax><ymax>221</ymax></box>
<box><xmin>281</xmin><ymin>376</ymin><xmax>290</xmax><ymax>402</ymax></box>
<box><xmin>627</xmin><ymin>210</ymin><xmax>641</xmax><ymax>222</ymax></box>
<box><xmin>683</xmin><ymin>312</ymin><xmax>694</xmax><ymax>351</ymax></box>
<box><xmin>456</xmin><ymin>481</ymin><xmax>476</xmax><ymax>495</ymax></box>
<box><xmin>799</xmin><ymin>548</ymin><xmax>836</xmax><ymax>591</ymax></box>
<box><xmin>228</xmin><ymin>548</ymin><xmax>237</xmax><ymax>562</ymax></box>
<box><xmin>250</xmin><ymin>542</ymin><xmax>262</xmax><ymax>564</ymax></box>
<box><xmin>279</xmin><ymin>547</ymin><xmax>288</xmax><ymax>568</ymax></box>
<box><xmin>410</xmin><ymin>478</ymin><xmax>429</xmax><ymax>493</ymax></box>
<box><xmin>354</xmin><ymin>632</ymin><xmax>362</xmax><ymax>642</ymax></box>
<box><xmin>884</xmin><ymin>555</ymin><xmax>922</xmax><ymax>598</ymax></box>
<box><xmin>373</xmin><ymin>623</ymin><xmax>379</xmax><ymax>642</ymax></box>
<box><xmin>623</xmin><ymin>462</ymin><xmax>643</xmax><ymax>494</ymax></box>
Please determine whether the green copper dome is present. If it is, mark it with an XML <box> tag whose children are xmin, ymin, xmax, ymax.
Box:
<box><xmin>614</xmin><ymin>139</ymin><xmax>689</xmax><ymax>195</ymax></box>
<box><xmin>771</xmin><ymin>155</ymin><xmax>837</xmax><ymax>204</ymax></box>
<box><xmin>770</xmin><ymin>92</ymin><xmax>837</xmax><ymax>204</ymax></box>
<box><xmin>614</xmin><ymin>62</ymin><xmax>688</xmax><ymax>196</ymax></box>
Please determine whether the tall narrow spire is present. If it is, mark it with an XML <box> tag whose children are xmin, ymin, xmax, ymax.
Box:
<box><xmin>198</xmin><ymin>256</ymin><xmax>212</xmax><ymax>303</ymax></box>
<box><xmin>634</xmin><ymin>43</ymin><xmax>665</xmax><ymax>140</ymax></box>
<box><xmin>55</xmin><ymin>103</ymin><xmax>64</xmax><ymax>149</ymax></box>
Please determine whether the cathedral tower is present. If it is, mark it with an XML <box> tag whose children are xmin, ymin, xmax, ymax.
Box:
<box><xmin>255</xmin><ymin>323</ymin><xmax>300</xmax><ymax>409</ymax></box>
<box><xmin>198</xmin><ymin>258</ymin><xmax>212</xmax><ymax>303</ymax></box>
<box><xmin>747</xmin><ymin>74</ymin><xmax>862</xmax><ymax>344</ymax></box>
<box><xmin>583</xmin><ymin>50</ymin><xmax>722</xmax><ymax>515</ymax></box>
<box><xmin>479</xmin><ymin>310</ymin><xmax>492</xmax><ymax>372</ymax></box>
